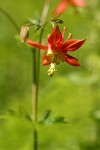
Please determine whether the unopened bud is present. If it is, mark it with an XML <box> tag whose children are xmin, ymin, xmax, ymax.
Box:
<box><xmin>20</xmin><ymin>26</ymin><xmax>29</xmax><ymax>42</ymax></box>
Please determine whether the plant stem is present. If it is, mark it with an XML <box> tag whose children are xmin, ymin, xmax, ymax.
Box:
<box><xmin>34</xmin><ymin>128</ymin><xmax>38</xmax><ymax>150</ymax></box>
<box><xmin>32</xmin><ymin>49</ymin><xmax>37</xmax><ymax>122</ymax></box>
<box><xmin>0</xmin><ymin>7</ymin><xmax>20</xmax><ymax>33</ymax></box>
<box><xmin>32</xmin><ymin>0</ymin><xmax>51</xmax><ymax>149</ymax></box>
<box><xmin>35</xmin><ymin>0</ymin><xmax>51</xmax><ymax>110</ymax></box>
<box><xmin>40</xmin><ymin>0</ymin><xmax>51</xmax><ymax>24</ymax></box>
<box><xmin>32</xmin><ymin>0</ymin><xmax>51</xmax><ymax>121</ymax></box>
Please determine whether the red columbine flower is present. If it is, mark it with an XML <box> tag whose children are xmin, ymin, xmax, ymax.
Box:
<box><xmin>25</xmin><ymin>25</ymin><xmax>86</xmax><ymax>76</ymax></box>
<box><xmin>53</xmin><ymin>0</ymin><xmax>86</xmax><ymax>16</ymax></box>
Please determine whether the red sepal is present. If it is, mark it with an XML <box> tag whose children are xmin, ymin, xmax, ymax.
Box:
<box><xmin>63</xmin><ymin>38</ymin><xmax>86</xmax><ymax>51</ymax></box>
<box><xmin>26</xmin><ymin>38</ymin><xmax>48</xmax><ymax>50</ymax></box>
<box><xmin>64</xmin><ymin>54</ymin><xmax>80</xmax><ymax>66</ymax></box>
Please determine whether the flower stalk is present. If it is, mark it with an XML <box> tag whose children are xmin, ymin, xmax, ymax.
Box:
<box><xmin>32</xmin><ymin>0</ymin><xmax>51</xmax><ymax>149</ymax></box>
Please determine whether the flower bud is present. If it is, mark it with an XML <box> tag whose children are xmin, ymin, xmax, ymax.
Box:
<box><xmin>20</xmin><ymin>26</ymin><xmax>29</xmax><ymax>42</ymax></box>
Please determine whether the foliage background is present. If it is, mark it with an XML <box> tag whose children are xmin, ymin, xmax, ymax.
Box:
<box><xmin>0</xmin><ymin>0</ymin><xmax>100</xmax><ymax>149</ymax></box>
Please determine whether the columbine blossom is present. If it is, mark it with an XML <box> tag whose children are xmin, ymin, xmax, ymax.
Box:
<box><xmin>25</xmin><ymin>25</ymin><xmax>86</xmax><ymax>76</ymax></box>
<box><xmin>53</xmin><ymin>0</ymin><xmax>86</xmax><ymax>16</ymax></box>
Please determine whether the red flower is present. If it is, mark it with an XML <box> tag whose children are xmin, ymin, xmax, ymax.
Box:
<box><xmin>53</xmin><ymin>0</ymin><xmax>86</xmax><ymax>16</ymax></box>
<box><xmin>26</xmin><ymin>25</ymin><xmax>86</xmax><ymax>76</ymax></box>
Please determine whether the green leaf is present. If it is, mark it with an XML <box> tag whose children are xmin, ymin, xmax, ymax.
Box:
<box><xmin>28</xmin><ymin>18</ymin><xmax>42</xmax><ymax>32</ymax></box>
<box><xmin>93</xmin><ymin>110</ymin><xmax>100</xmax><ymax>120</ymax></box>
<box><xmin>0</xmin><ymin>109</ymin><xmax>18</xmax><ymax>120</ymax></box>
<box><xmin>25</xmin><ymin>114</ymin><xmax>32</xmax><ymax>122</ymax></box>
<box><xmin>28</xmin><ymin>18</ymin><xmax>40</xmax><ymax>26</ymax></box>
<box><xmin>53</xmin><ymin>116</ymin><xmax>68</xmax><ymax>124</ymax></box>
<box><xmin>38</xmin><ymin>109</ymin><xmax>51</xmax><ymax>123</ymax></box>
<box><xmin>7</xmin><ymin>109</ymin><xmax>18</xmax><ymax>117</ymax></box>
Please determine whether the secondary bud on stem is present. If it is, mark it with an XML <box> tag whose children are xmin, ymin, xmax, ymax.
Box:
<box><xmin>20</xmin><ymin>25</ymin><xmax>29</xmax><ymax>42</ymax></box>
<box><xmin>47</xmin><ymin>63</ymin><xmax>57</xmax><ymax>77</ymax></box>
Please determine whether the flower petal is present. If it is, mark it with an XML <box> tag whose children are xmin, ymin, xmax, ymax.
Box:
<box><xmin>64</xmin><ymin>54</ymin><xmax>80</xmax><ymax>66</ymax></box>
<box><xmin>71</xmin><ymin>0</ymin><xmax>86</xmax><ymax>7</ymax></box>
<box><xmin>42</xmin><ymin>55</ymin><xmax>51</xmax><ymax>65</ymax></box>
<box><xmin>48</xmin><ymin>25</ymin><xmax>62</xmax><ymax>47</ymax></box>
<box><xmin>63</xmin><ymin>38</ymin><xmax>86</xmax><ymax>51</ymax></box>
<box><xmin>53</xmin><ymin>0</ymin><xmax>69</xmax><ymax>15</ymax></box>
<box><xmin>26</xmin><ymin>38</ymin><xmax>48</xmax><ymax>50</ymax></box>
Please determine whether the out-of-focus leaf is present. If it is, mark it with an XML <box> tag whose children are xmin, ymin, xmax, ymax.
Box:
<box><xmin>7</xmin><ymin>109</ymin><xmax>18</xmax><ymax>117</ymax></box>
<box><xmin>53</xmin><ymin>116</ymin><xmax>68</xmax><ymax>124</ymax></box>
<box><xmin>25</xmin><ymin>114</ymin><xmax>32</xmax><ymax>122</ymax></box>
<box><xmin>0</xmin><ymin>109</ymin><xmax>18</xmax><ymax>120</ymax></box>
<box><xmin>38</xmin><ymin>112</ymin><xmax>68</xmax><ymax>126</ymax></box>
<box><xmin>38</xmin><ymin>109</ymin><xmax>51</xmax><ymax>123</ymax></box>
<box><xmin>28</xmin><ymin>18</ymin><xmax>42</xmax><ymax>32</ymax></box>
<box><xmin>28</xmin><ymin>18</ymin><xmax>40</xmax><ymax>26</ymax></box>
<box><xmin>93</xmin><ymin>110</ymin><xmax>100</xmax><ymax>120</ymax></box>
<box><xmin>0</xmin><ymin>108</ymin><xmax>33</xmax><ymax>123</ymax></box>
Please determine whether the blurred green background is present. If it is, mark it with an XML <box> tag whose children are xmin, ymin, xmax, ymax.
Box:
<box><xmin>0</xmin><ymin>0</ymin><xmax>100</xmax><ymax>149</ymax></box>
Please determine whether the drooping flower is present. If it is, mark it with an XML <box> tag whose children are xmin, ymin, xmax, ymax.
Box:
<box><xmin>25</xmin><ymin>25</ymin><xmax>86</xmax><ymax>76</ymax></box>
<box><xmin>53</xmin><ymin>0</ymin><xmax>86</xmax><ymax>16</ymax></box>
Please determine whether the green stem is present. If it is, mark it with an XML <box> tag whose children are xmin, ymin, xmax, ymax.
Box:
<box><xmin>36</xmin><ymin>0</ymin><xmax>51</xmax><ymax>110</ymax></box>
<box><xmin>36</xmin><ymin>27</ymin><xmax>44</xmax><ymax>102</ymax></box>
<box><xmin>32</xmin><ymin>49</ymin><xmax>37</xmax><ymax>122</ymax></box>
<box><xmin>33</xmin><ymin>0</ymin><xmax>51</xmax><ymax>122</ymax></box>
<box><xmin>33</xmin><ymin>0</ymin><xmax>51</xmax><ymax>149</ymax></box>
<box><xmin>0</xmin><ymin>7</ymin><xmax>20</xmax><ymax>33</ymax></box>
<box><xmin>34</xmin><ymin>128</ymin><xmax>38</xmax><ymax>150</ymax></box>
<box><xmin>40</xmin><ymin>0</ymin><xmax>51</xmax><ymax>24</ymax></box>
<box><xmin>33</xmin><ymin>49</ymin><xmax>37</xmax><ymax>85</ymax></box>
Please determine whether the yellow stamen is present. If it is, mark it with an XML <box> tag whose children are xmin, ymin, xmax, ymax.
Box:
<box><xmin>47</xmin><ymin>63</ymin><xmax>57</xmax><ymax>77</ymax></box>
